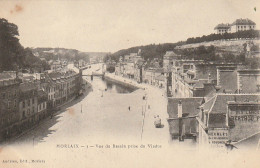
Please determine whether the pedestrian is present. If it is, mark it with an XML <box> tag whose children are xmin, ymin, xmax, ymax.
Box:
<box><xmin>128</xmin><ymin>106</ymin><xmax>131</xmax><ymax>111</ymax></box>
<box><xmin>148</xmin><ymin>105</ymin><xmax>150</xmax><ymax>109</ymax></box>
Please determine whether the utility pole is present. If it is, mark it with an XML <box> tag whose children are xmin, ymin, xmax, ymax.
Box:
<box><xmin>81</xmin><ymin>104</ymin><xmax>82</xmax><ymax>113</ymax></box>
<box><xmin>141</xmin><ymin>95</ymin><xmax>148</xmax><ymax>141</ymax></box>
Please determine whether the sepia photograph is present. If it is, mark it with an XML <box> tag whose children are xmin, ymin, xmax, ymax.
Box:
<box><xmin>0</xmin><ymin>0</ymin><xmax>260</xmax><ymax>167</ymax></box>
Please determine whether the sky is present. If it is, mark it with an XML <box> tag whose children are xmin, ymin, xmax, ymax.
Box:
<box><xmin>0</xmin><ymin>0</ymin><xmax>259</xmax><ymax>52</ymax></box>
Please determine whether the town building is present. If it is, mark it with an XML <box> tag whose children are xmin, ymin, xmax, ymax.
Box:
<box><xmin>163</xmin><ymin>51</ymin><xmax>180</xmax><ymax>70</ymax></box>
<box><xmin>167</xmin><ymin>97</ymin><xmax>204</xmax><ymax>141</ymax></box>
<box><xmin>50</xmin><ymin>60</ymin><xmax>62</xmax><ymax>71</ymax></box>
<box><xmin>134</xmin><ymin>59</ymin><xmax>145</xmax><ymax>83</ymax></box>
<box><xmin>37</xmin><ymin>89</ymin><xmax>48</xmax><ymax>120</ymax></box>
<box><xmin>47</xmin><ymin>69</ymin><xmax>82</xmax><ymax>106</ymax></box>
<box><xmin>18</xmin><ymin>82</ymin><xmax>39</xmax><ymax>130</ymax></box>
<box><xmin>237</xmin><ymin>69</ymin><xmax>260</xmax><ymax>93</ymax></box>
<box><xmin>197</xmin><ymin>94</ymin><xmax>260</xmax><ymax>149</ymax></box>
<box><xmin>172</xmin><ymin>61</ymin><xmax>240</xmax><ymax>98</ymax></box>
<box><xmin>154</xmin><ymin>74</ymin><xmax>165</xmax><ymax>88</ymax></box>
<box><xmin>78</xmin><ymin>59</ymin><xmax>86</xmax><ymax>68</ymax></box>
<box><xmin>214</xmin><ymin>23</ymin><xmax>232</xmax><ymax>34</ymax></box>
<box><xmin>230</xmin><ymin>18</ymin><xmax>256</xmax><ymax>33</ymax></box>
<box><xmin>0</xmin><ymin>71</ymin><xmax>21</xmax><ymax>141</ymax></box>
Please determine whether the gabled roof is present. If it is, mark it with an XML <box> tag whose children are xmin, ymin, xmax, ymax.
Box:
<box><xmin>155</xmin><ymin>74</ymin><xmax>165</xmax><ymax>81</ymax></box>
<box><xmin>235</xmin><ymin>132</ymin><xmax>260</xmax><ymax>150</ymax></box>
<box><xmin>203</xmin><ymin>94</ymin><xmax>260</xmax><ymax>114</ymax></box>
<box><xmin>136</xmin><ymin>59</ymin><xmax>145</xmax><ymax>67</ymax></box>
<box><xmin>154</xmin><ymin>68</ymin><xmax>164</xmax><ymax>73</ymax></box>
<box><xmin>168</xmin><ymin>97</ymin><xmax>204</xmax><ymax>118</ymax></box>
<box><xmin>164</xmin><ymin>51</ymin><xmax>179</xmax><ymax>57</ymax></box>
<box><xmin>38</xmin><ymin>89</ymin><xmax>47</xmax><ymax>97</ymax></box>
<box><xmin>201</xmin><ymin>94</ymin><xmax>260</xmax><ymax>128</ymax></box>
<box><xmin>48</xmin><ymin>72</ymin><xmax>62</xmax><ymax>79</ymax></box>
<box><xmin>19</xmin><ymin>82</ymin><xmax>37</xmax><ymax>92</ymax></box>
<box><xmin>232</xmin><ymin>18</ymin><xmax>256</xmax><ymax>26</ymax></box>
<box><xmin>214</xmin><ymin>23</ymin><xmax>231</xmax><ymax>30</ymax></box>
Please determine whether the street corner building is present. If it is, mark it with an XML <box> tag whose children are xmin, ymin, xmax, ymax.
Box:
<box><xmin>197</xmin><ymin>94</ymin><xmax>260</xmax><ymax>149</ymax></box>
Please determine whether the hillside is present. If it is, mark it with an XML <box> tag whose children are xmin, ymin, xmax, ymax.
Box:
<box><xmin>107</xmin><ymin>42</ymin><xmax>185</xmax><ymax>62</ymax></box>
<box><xmin>176</xmin><ymin>39</ymin><xmax>260</xmax><ymax>52</ymax></box>
<box><xmin>32</xmin><ymin>48</ymin><xmax>109</xmax><ymax>62</ymax></box>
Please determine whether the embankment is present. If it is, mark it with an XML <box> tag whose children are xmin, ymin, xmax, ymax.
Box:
<box><xmin>104</xmin><ymin>75</ymin><xmax>142</xmax><ymax>90</ymax></box>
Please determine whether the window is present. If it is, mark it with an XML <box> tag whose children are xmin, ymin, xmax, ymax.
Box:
<box><xmin>14</xmin><ymin>100</ymin><xmax>17</xmax><ymax>108</ymax></box>
<box><xmin>23</xmin><ymin>101</ymin><xmax>25</xmax><ymax>108</ymax></box>
<box><xmin>2</xmin><ymin>93</ymin><xmax>5</xmax><ymax>99</ymax></box>
<box><xmin>8</xmin><ymin>101</ymin><xmax>11</xmax><ymax>109</ymax></box>
<box><xmin>244</xmin><ymin>26</ymin><xmax>246</xmax><ymax>28</ymax></box>
<box><xmin>14</xmin><ymin>90</ymin><xmax>17</xmax><ymax>96</ymax></box>
<box><xmin>238</xmin><ymin>26</ymin><xmax>239</xmax><ymax>28</ymax></box>
<box><xmin>32</xmin><ymin>98</ymin><xmax>34</xmax><ymax>104</ymax></box>
<box><xmin>28</xmin><ymin>99</ymin><xmax>30</xmax><ymax>106</ymax></box>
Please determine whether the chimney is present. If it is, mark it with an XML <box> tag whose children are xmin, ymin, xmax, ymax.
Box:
<box><xmin>178</xmin><ymin>100</ymin><xmax>183</xmax><ymax>118</ymax></box>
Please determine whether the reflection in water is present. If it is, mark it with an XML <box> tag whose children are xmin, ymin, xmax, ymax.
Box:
<box><xmin>86</xmin><ymin>76</ymin><xmax>137</xmax><ymax>93</ymax></box>
<box><xmin>104</xmin><ymin>80</ymin><xmax>137</xmax><ymax>93</ymax></box>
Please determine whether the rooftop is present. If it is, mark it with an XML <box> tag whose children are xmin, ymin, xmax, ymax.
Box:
<box><xmin>0</xmin><ymin>73</ymin><xmax>13</xmax><ymax>81</ymax></box>
<box><xmin>155</xmin><ymin>74</ymin><xmax>165</xmax><ymax>81</ymax></box>
<box><xmin>201</xmin><ymin>94</ymin><xmax>260</xmax><ymax>129</ymax></box>
<box><xmin>19</xmin><ymin>82</ymin><xmax>37</xmax><ymax>92</ymax></box>
<box><xmin>232</xmin><ymin>18</ymin><xmax>256</xmax><ymax>26</ymax></box>
<box><xmin>202</xmin><ymin>94</ymin><xmax>260</xmax><ymax>114</ymax></box>
<box><xmin>214</xmin><ymin>23</ymin><xmax>231</xmax><ymax>30</ymax></box>
<box><xmin>168</xmin><ymin>97</ymin><xmax>204</xmax><ymax>118</ymax></box>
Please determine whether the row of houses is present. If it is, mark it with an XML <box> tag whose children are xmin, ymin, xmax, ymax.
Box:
<box><xmin>114</xmin><ymin>51</ymin><xmax>174</xmax><ymax>89</ymax></box>
<box><xmin>165</xmin><ymin>52</ymin><xmax>260</xmax><ymax>149</ymax></box>
<box><xmin>0</xmin><ymin>69</ymin><xmax>82</xmax><ymax>142</ymax></box>
<box><xmin>112</xmin><ymin>47</ymin><xmax>260</xmax><ymax>149</ymax></box>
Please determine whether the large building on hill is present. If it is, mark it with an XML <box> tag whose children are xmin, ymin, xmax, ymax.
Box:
<box><xmin>215</xmin><ymin>18</ymin><xmax>256</xmax><ymax>34</ymax></box>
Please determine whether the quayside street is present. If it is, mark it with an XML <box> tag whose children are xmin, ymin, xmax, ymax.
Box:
<box><xmin>8</xmin><ymin>63</ymin><xmax>170</xmax><ymax>146</ymax></box>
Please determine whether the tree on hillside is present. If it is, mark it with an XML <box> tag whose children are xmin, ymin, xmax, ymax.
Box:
<box><xmin>186</xmin><ymin>30</ymin><xmax>260</xmax><ymax>44</ymax></box>
<box><xmin>0</xmin><ymin>18</ymin><xmax>25</xmax><ymax>71</ymax></box>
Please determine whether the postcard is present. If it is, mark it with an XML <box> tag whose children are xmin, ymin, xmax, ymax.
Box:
<box><xmin>0</xmin><ymin>0</ymin><xmax>260</xmax><ymax>168</ymax></box>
